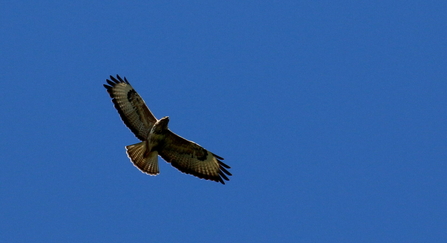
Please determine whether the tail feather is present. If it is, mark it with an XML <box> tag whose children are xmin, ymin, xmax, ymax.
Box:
<box><xmin>126</xmin><ymin>141</ymin><xmax>159</xmax><ymax>175</ymax></box>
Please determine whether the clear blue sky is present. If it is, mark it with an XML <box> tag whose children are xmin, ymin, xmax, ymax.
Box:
<box><xmin>1</xmin><ymin>1</ymin><xmax>446</xmax><ymax>242</ymax></box>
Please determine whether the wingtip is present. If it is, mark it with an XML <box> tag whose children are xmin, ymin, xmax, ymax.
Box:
<box><xmin>105</xmin><ymin>75</ymin><xmax>131</xmax><ymax>90</ymax></box>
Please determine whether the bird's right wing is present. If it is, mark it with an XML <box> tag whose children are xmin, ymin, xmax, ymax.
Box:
<box><xmin>104</xmin><ymin>75</ymin><xmax>157</xmax><ymax>140</ymax></box>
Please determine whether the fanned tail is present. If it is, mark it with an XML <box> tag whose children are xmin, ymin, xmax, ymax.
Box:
<box><xmin>126</xmin><ymin>141</ymin><xmax>159</xmax><ymax>175</ymax></box>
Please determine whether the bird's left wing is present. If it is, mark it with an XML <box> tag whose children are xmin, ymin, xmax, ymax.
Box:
<box><xmin>158</xmin><ymin>131</ymin><xmax>232</xmax><ymax>184</ymax></box>
<box><xmin>104</xmin><ymin>75</ymin><xmax>157</xmax><ymax>141</ymax></box>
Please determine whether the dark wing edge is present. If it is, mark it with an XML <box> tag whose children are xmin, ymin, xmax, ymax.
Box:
<box><xmin>210</xmin><ymin>152</ymin><xmax>231</xmax><ymax>184</ymax></box>
<box><xmin>159</xmin><ymin>131</ymin><xmax>232</xmax><ymax>184</ymax></box>
<box><xmin>103</xmin><ymin>75</ymin><xmax>157</xmax><ymax>141</ymax></box>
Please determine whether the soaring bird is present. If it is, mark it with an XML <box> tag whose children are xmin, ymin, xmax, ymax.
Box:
<box><xmin>104</xmin><ymin>75</ymin><xmax>231</xmax><ymax>184</ymax></box>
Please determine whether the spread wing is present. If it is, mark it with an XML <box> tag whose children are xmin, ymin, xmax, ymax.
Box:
<box><xmin>103</xmin><ymin>75</ymin><xmax>157</xmax><ymax>141</ymax></box>
<box><xmin>158</xmin><ymin>131</ymin><xmax>232</xmax><ymax>184</ymax></box>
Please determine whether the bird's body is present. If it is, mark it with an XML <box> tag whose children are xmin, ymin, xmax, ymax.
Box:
<box><xmin>104</xmin><ymin>75</ymin><xmax>231</xmax><ymax>184</ymax></box>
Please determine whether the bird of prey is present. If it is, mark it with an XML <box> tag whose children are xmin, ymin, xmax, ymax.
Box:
<box><xmin>103</xmin><ymin>75</ymin><xmax>231</xmax><ymax>184</ymax></box>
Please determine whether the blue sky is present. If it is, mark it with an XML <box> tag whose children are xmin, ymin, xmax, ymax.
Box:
<box><xmin>1</xmin><ymin>1</ymin><xmax>446</xmax><ymax>242</ymax></box>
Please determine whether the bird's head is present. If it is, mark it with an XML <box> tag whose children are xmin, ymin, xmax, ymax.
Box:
<box><xmin>152</xmin><ymin>116</ymin><xmax>170</xmax><ymax>134</ymax></box>
<box><xmin>159</xmin><ymin>116</ymin><xmax>170</xmax><ymax>127</ymax></box>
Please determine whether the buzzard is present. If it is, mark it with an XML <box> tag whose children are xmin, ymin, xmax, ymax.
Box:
<box><xmin>104</xmin><ymin>75</ymin><xmax>231</xmax><ymax>184</ymax></box>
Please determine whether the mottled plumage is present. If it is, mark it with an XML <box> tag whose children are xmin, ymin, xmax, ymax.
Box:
<box><xmin>104</xmin><ymin>75</ymin><xmax>231</xmax><ymax>184</ymax></box>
